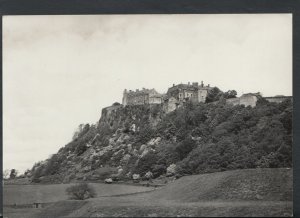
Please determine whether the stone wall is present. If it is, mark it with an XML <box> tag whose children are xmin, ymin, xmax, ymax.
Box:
<box><xmin>102</xmin><ymin>104</ymin><xmax>123</xmax><ymax>118</ymax></box>
<box><xmin>149</xmin><ymin>96</ymin><xmax>162</xmax><ymax>104</ymax></box>
<box><xmin>264</xmin><ymin>96</ymin><xmax>292</xmax><ymax>103</ymax></box>
<box><xmin>226</xmin><ymin>97</ymin><xmax>240</xmax><ymax>106</ymax></box>
<box><xmin>122</xmin><ymin>89</ymin><xmax>162</xmax><ymax>106</ymax></box>
<box><xmin>226</xmin><ymin>94</ymin><xmax>258</xmax><ymax>107</ymax></box>
<box><xmin>163</xmin><ymin>97</ymin><xmax>178</xmax><ymax>113</ymax></box>
<box><xmin>198</xmin><ymin>89</ymin><xmax>208</xmax><ymax>103</ymax></box>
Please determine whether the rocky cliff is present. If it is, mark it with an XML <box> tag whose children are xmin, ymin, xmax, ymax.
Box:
<box><xmin>28</xmin><ymin>98</ymin><xmax>292</xmax><ymax>184</ymax></box>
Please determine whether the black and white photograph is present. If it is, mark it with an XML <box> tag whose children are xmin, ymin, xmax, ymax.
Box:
<box><xmin>3</xmin><ymin>13</ymin><xmax>293</xmax><ymax>217</ymax></box>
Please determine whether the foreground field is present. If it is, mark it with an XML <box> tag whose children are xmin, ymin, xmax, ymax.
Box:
<box><xmin>4</xmin><ymin>168</ymin><xmax>293</xmax><ymax>217</ymax></box>
<box><xmin>3</xmin><ymin>183</ymin><xmax>154</xmax><ymax>205</ymax></box>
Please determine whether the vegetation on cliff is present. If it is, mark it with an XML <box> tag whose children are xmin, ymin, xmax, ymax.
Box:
<box><xmin>29</xmin><ymin>97</ymin><xmax>292</xmax><ymax>183</ymax></box>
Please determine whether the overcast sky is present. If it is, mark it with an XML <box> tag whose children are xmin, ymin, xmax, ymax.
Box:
<box><xmin>3</xmin><ymin>14</ymin><xmax>292</xmax><ymax>173</ymax></box>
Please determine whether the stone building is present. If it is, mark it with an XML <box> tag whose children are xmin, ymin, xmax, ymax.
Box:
<box><xmin>166</xmin><ymin>81</ymin><xmax>211</xmax><ymax>103</ymax></box>
<box><xmin>163</xmin><ymin>81</ymin><xmax>212</xmax><ymax>113</ymax></box>
<box><xmin>226</xmin><ymin>93</ymin><xmax>292</xmax><ymax>108</ymax></box>
<box><xmin>226</xmin><ymin>93</ymin><xmax>261</xmax><ymax>107</ymax></box>
<box><xmin>122</xmin><ymin>88</ymin><xmax>163</xmax><ymax>106</ymax></box>
<box><xmin>264</xmin><ymin>96</ymin><xmax>292</xmax><ymax>103</ymax></box>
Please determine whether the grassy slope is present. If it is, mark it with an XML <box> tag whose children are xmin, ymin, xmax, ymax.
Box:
<box><xmin>3</xmin><ymin>183</ymin><xmax>154</xmax><ymax>205</ymax></box>
<box><xmin>147</xmin><ymin>168</ymin><xmax>293</xmax><ymax>202</ymax></box>
<box><xmin>69</xmin><ymin>168</ymin><xmax>293</xmax><ymax>217</ymax></box>
<box><xmin>5</xmin><ymin>168</ymin><xmax>293</xmax><ymax>217</ymax></box>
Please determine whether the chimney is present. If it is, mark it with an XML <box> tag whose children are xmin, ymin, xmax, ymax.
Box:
<box><xmin>123</xmin><ymin>89</ymin><xmax>127</xmax><ymax>93</ymax></box>
<box><xmin>208</xmin><ymin>84</ymin><xmax>210</xmax><ymax>87</ymax></box>
<box><xmin>173</xmin><ymin>84</ymin><xmax>175</xmax><ymax>87</ymax></box>
<box><xmin>201</xmin><ymin>81</ymin><xmax>204</xmax><ymax>87</ymax></box>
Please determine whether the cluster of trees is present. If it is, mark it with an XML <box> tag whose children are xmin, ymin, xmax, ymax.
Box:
<box><xmin>3</xmin><ymin>169</ymin><xmax>18</xmax><ymax>179</ymax></box>
<box><xmin>128</xmin><ymin>98</ymin><xmax>292</xmax><ymax>178</ymax></box>
<box><xmin>205</xmin><ymin>88</ymin><xmax>237</xmax><ymax>103</ymax></box>
<box><xmin>161</xmin><ymin>99</ymin><xmax>292</xmax><ymax>176</ymax></box>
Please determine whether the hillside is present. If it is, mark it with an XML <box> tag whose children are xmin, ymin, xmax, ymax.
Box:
<box><xmin>33</xmin><ymin>168</ymin><xmax>292</xmax><ymax>218</ymax></box>
<box><xmin>27</xmin><ymin>97</ymin><xmax>292</xmax><ymax>184</ymax></box>
<box><xmin>147</xmin><ymin>168</ymin><xmax>292</xmax><ymax>202</ymax></box>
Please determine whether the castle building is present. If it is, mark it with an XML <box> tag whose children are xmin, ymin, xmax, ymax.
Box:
<box><xmin>161</xmin><ymin>81</ymin><xmax>213</xmax><ymax>113</ymax></box>
<box><xmin>166</xmin><ymin>81</ymin><xmax>211</xmax><ymax>103</ymax></box>
<box><xmin>115</xmin><ymin>82</ymin><xmax>292</xmax><ymax>114</ymax></box>
<box><xmin>122</xmin><ymin>88</ymin><xmax>163</xmax><ymax>106</ymax></box>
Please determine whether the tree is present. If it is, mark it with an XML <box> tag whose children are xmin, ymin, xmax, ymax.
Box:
<box><xmin>3</xmin><ymin>169</ymin><xmax>10</xmax><ymax>179</ymax></box>
<box><xmin>175</xmin><ymin>137</ymin><xmax>197</xmax><ymax>160</ymax></box>
<box><xmin>223</xmin><ymin>90</ymin><xmax>237</xmax><ymax>99</ymax></box>
<box><xmin>66</xmin><ymin>183</ymin><xmax>96</xmax><ymax>200</ymax></box>
<box><xmin>206</xmin><ymin>87</ymin><xmax>223</xmax><ymax>103</ymax></box>
<box><xmin>72</xmin><ymin>123</ymin><xmax>90</xmax><ymax>140</ymax></box>
<box><xmin>9</xmin><ymin>169</ymin><xmax>18</xmax><ymax>179</ymax></box>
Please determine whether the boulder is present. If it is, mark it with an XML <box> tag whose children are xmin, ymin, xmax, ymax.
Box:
<box><xmin>166</xmin><ymin>164</ymin><xmax>176</xmax><ymax>177</ymax></box>
<box><xmin>117</xmin><ymin>168</ymin><xmax>123</xmax><ymax>175</ymax></box>
<box><xmin>113</xmin><ymin>149</ymin><xmax>125</xmax><ymax>157</ymax></box>
<box><xmin>139</xmin><ymin>144</ymin><xmax>147</xmax><ymax>152</ymax></box>
<box><xmin>121</xmin><ymin>154</ymin><xmax>131</xmax><ymax>165</ymax></box>
<box><xmin>132</xmin><ymin>149</ymin><xmax>139</xmax><ymax>156</ymax></box>
<box><xmin>123</xmin><ymin>135</ymin><xmax>130</xmax><ymax>141</ymax></box>
<box><xmin>104</xmin><ymin>178</ymin><xmax>113</xmax><ymax>184</ymax></box>
<box><xmin>132</xmin><ymin>174</ymin><xmax>140</xmax><ymax>180</ymax></box>
<box><xmin>154</xmin><ymin>137</ymin><xmax>161</xmax><ymax>144</ymax></box>
<box><xmin>145</xmin><ymin>171</ymin><xmax>153</xmax><ymax>179</ymax></box>
<box><xmin>147</xmin><ymin>139</ymin><xmax>156</xmax><ymax>146</ymax></box>
<box><xmin>140</xmin><ymin>149</ymin><xmax>149</xmax><ymax>158</ymax></box>
<box><xmin>126</xmin><ymin>172</ymin><xmax>132</xmax><ymax>178</ymax></box>
<box><xmin>99</xmin><ymin>145</ymin><xmax>113</xmax><ymax>156</ymax></box>
<box><xmin>109</xmin><ymin>138</ymin><xmax>115</xmax><ymax>145</ymax></box>
<box><xmin>130</xmin><ymin>124</ymin><xmax>136</xmax><ymax>132</ymax></box>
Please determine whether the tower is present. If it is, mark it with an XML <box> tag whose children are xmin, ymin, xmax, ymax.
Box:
<box><xmin>122</xmin><ymin>89</ymin><xmax>128</xmax><ymax>106</ymax></box>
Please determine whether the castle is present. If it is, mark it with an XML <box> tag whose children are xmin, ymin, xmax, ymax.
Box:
<box><xmin>116</xmin><ymin>81</ymin><xmax>292</xmax><ymax>114</ymax></box>
<box><xmin>122</xmin><ymin>81</ymin><xmax>213</xmax><ymax>113</ymax></box>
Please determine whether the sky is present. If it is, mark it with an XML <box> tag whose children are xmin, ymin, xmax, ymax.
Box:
<box><xmin>3</xmin><ymin>14</ymin><xmax>292</xmax><ymax>174</ymax></box>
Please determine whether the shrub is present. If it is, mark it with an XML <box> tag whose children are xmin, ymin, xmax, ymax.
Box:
<box><xmin>66</xmin><ymin>183</ymin><xmax>96</xmax><ymax>200</ymax></box>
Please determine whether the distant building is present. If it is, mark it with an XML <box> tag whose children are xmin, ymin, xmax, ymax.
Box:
<box><xmin>226</xmin><ymin>93</ymin><xmax>292</xmax><ymax>107</ymax></box>
<box><xmin>121</xmin><ymin>83</ymin><xmax>292</xmax><ymax>112</ymax></box>
<box><xmin>166</xmin><ymin>81</ymin><xmax>211</xmax><ymax>103</ymax></box>
<box><xmin>226</xmin><ymin>93</ymin><xmax>260</xmax><ymax>107</ymax></box>
<box><xmin>264</xmin><ymin>96</ymin><xmax>292</xmax><ymax>103</ymax></box>
<box><xmin>163</xmin><ymin>81</ymin><xmax>212</xmax><ymax>113</ymax></box>
<box><xmin>122</xmin><ymin>88</ymin><xmax>163</xmax><ymax>106</ymax></box>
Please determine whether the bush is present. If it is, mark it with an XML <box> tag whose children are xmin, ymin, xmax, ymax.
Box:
<box><xmin>66</xmin><ymin>183</ymin><xmax>96</xmax><ymax>200</ymax></box>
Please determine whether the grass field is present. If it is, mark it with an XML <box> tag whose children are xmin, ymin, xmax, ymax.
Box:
<box><xmin>3</xmin><ymin>183</ymin><xmax>154</xmax><ymax>205</ymax></box>
<box><xmin>3</xmin><ymin>168</ymin><xmax>293</xmax><ymax>217</ymax></box>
